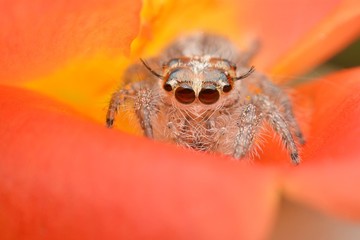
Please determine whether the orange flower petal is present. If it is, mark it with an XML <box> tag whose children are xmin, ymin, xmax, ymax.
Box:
<box><xmin>0</xmin><ymin>0</ymin><xmax>141</xmax><ymax>83</ymax></box>
<box><xmin>270</xmin><ymin>0</ymin><xmax>360</xmax><ymax>79</ymax></box>
<box><xmin>283</xmin><ymin>67</ymin><xmax>360</xmax><ymax>220</ymax></box>
<box><xmin>236</xmin><ymin>0</ymin><xmax>343</xmax><ymax>72</ymax></box>
<box><xmin>0</xmin><ymin>85</ymin><xmax>279</xmax><ymax>239</ymax></box>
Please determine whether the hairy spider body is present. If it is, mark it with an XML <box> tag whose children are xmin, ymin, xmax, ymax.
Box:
<box><xmin>106</xmin><ymin>33</ymin><xmax>304</xmax><ymax>164</ymax></box>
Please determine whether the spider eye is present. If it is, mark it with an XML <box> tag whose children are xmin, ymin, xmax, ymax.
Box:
<box><xmin>199</xmin><ymin>86</ymin><xmax>220</xmax><ymax>104</ymax></box>
<box><xmin>163</xmin><ymin>83</ymin><xmax>173</xmax><ymax>91</ymax></box>
<box><xmin>175</xmin><ymin>85</ymin><xmax>196</xmax><ymax>104</ymax></box>
<box><xmin>222</xmin><ymin>84</ymin><xmax>232</xmax><ymax>93</ymax></box>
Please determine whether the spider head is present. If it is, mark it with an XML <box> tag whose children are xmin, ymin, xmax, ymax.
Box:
<box><xmin>141</xmin><ymin>57</ymin><xmax>254</xmax><ymax>105</ymax></box>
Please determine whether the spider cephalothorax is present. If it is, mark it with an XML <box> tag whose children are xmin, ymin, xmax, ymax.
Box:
<box><xmin>141</xmin><ymin>56</ymin><xmax>254</xmax><ymax>106</ymax></box>
<box><xmin>106</xmin><ymin>33</ymin><xmax>304</xmax><ymax>164</ymax></box>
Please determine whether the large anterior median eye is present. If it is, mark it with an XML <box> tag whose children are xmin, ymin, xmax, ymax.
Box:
<box><xmin>199</xmin><ymin>86</ymin><xmax>220</xmax><ymax>104</ymax></box>
<box><xmin>175</xmin><ymin>85</ymin><xmax>196</xmax><ymax>104</ymax></box>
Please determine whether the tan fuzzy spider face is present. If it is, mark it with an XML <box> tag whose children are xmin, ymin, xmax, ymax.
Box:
<box><xmin>106</xmin><ymin>33</ymin><xmax>304</xmax><ymax>164</ymax></box>
<box><xmin>161</xmin><ymin>57</ymin><xmax>237</xmax><ymax>105</ymax></box>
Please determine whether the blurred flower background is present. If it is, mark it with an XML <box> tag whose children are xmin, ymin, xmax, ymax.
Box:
<box><xmin>0</xmin><ymin>0</ymin><xmax>360</xmax><ymax>239</ymax></box>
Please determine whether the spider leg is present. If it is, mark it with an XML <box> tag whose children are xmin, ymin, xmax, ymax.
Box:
<box><xmin>233</xmin><ymin>104</ymin><xmax>263</xmax><ymax>159</ymax></box>
<box><xmin>256</xmin><ymin>95</ymin><xmax>300</xmax><ymax>165</ymax></box>
<box><xmin>279</xmin><ymin>95</ymin><xmax>305</xmax><ymax>145</ymax></box>
<box><xmin>134</xmin><ymin>88</ymin><xmax>160</xmax><ymax>138</ymax></box>
<box><xmin>258</xmin><ymin>75</ymin><xmax>305</xmax><ymax>145</ymax></box>
<box><xmin>106</xmin><ymin>81</ymin><xmax>159</xmax><ymax>138</ymax></box>
<box><xmin>106</xmin><ymin>87</ymin><xmax>133</xmax><ymax>128</ymax></box>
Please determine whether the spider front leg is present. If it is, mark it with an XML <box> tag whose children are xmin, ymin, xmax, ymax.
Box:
<box><xmin>256</xmin><ymin>95</ymin><xmax>301</xmax><ymax>164</ymax></box>
<box><xmin>279</xmin><ymin>95</ymin><xmax>305</xmax><ymax>145</ymax></box>
<box><xmin>233</xmin><ymin>104</ymin><xmax>264</xmax><ymax>159</ymax></box>
<box><xmin>233</xmin><ymin>95</ymin><xmax>301</xmax><ymax>164</ymax></box>
<box><xmin>259</xmin><ymin>77</ymin><xmax>305</xmax><ymax>145</ymax></box>
<box><xmin>106</xmin><ymin>87</ymin><xmax>134</xmax><ymax>128</ymax></box>
<box><xmin>106</xmin><ymin>82</ymin><xmax>160</xmax><ymax>138</ymax></box>
<box><xmin>133</xmin><ymin>88</ymin><xmax>160</xmax><ymax>138</ymax></box>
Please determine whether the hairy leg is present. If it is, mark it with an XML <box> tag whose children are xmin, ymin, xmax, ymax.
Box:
<box><xmin>258</xmin><ymin>75</ymin><xmax>305</xmax><ymax>145</ymax></box>
<box><xmin>233</xmin><ymin>104</ymin><xmax>263</xmax><ymax>159</ymax></box>
<box><xmin>106</xmin><ymin>87</ymin><xmax>134</xmax><ymax>128</ymax></box>
<box><xmin>255</xmin><ymin>95</ymin><xmax>300</xmax><ymax>164</ymax></box>
<box><xmin>134</xmin><ymin>88</ymin><xmax>160</xmax><ymax>138</ymax></box>
<box><xmin>106</xmin><ymin>81</ymin><xmax>160</xmax><ymax>138</ymax></box>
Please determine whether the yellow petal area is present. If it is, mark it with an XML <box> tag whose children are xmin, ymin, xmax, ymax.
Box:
<box><xmin>270</xmin><ymin>0</ymin><xmax>360</xmax><ymax>80</ymax></box>
<box><xmin>131</xmin><ymin>0</ymin><xmax>247</xmax><ymax>59</ymax></box>
<box><xmin>23</xmin><ymin>54</ymin><xmax>142</xmax><ymax>135</ymax></box>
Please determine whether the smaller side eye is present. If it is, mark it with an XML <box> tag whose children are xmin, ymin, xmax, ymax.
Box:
<box><xmin>199</xmin><ymin>86</ymin><xmax>220</xmax><ymax>105</ymax></box>
<box><xmin>175</xmin><ymin>85</ymin><xmax>196</xmax><ymax>104</ymax></box>
<box><xmin>163</xmin><ymin>83</ymin><xmax>173</xmax><ymax>91</ymax></box>
<box><xmin>222</xmin><ymin>84</ymin><xmax>232</xmax><ymax>93</ymax></box>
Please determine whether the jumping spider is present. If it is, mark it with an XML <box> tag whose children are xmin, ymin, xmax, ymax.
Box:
<box><xmin>106</xmin><ymin>33</ymin><xmax>305</xmax><ymax>164</ymax></box>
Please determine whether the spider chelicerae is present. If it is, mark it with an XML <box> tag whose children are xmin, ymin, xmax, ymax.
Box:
<box><xmin>106</xmin><ymin>33</ymin><xmax>305</xmax><ymax>164</ymax></box>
